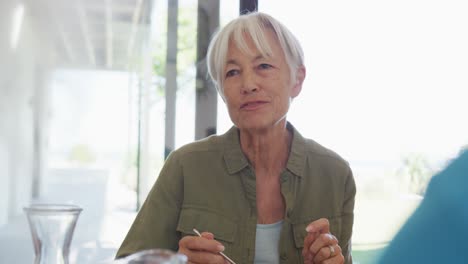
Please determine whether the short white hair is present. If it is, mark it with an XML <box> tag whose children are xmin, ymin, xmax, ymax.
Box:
<box><xmin>206</xmin><ymin>12</ymin><xmax>305</xmax><ymax>98</ymax></box>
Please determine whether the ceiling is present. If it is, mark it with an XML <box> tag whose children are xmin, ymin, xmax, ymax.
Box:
<box><xmin>27</xmin><ymin>0</ymin><xmax>154</xmax><ymax>71</ymax></box>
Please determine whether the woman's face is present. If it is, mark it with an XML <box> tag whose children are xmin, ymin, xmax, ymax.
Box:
<box><xmin>222</xmin><ymin>29</ymin><xmax>305</xmax><ymax>132</ymax></box>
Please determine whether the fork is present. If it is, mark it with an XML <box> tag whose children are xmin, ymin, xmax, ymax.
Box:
<box><xmin>192</xmin><ymin>228</ymin><xmax>237</xmax><ymax>264</ymax></box>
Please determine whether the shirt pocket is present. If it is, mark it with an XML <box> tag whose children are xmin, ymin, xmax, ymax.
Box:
<box><xmin>292</xmin><ymin>216</ymin><xmax>343</xmax><ymax>249</ymax></box>
<box><xmin>176</xmin><ymin>206</ymin><xmax>237</xmax><ymax>244</ymax></box>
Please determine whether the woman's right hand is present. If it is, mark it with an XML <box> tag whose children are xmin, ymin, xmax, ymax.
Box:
<box><xmin>178</xmin><ymin>231</ymin><xmax>229</xmax><ymax>264</ymax></box>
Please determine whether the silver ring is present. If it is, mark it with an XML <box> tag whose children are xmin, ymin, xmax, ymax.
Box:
<box><xmin>329</xmin><ymin>245</ymin><xmax>335</xmax><ymax>258</ymax></box>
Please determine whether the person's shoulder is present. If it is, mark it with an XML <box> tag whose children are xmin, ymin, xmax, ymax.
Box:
<box><xmin>289</xmin><ymin>123</ymin><xmax>350</xmax><ymax>171</ymax></box>
<box><xmin>302</xmin><ymin>137</ymin><xmax>350</xmax><ymax>170</ymax></box>
<box><xmin>426</xmin><ymin>150</ymin><xmax>468</xmax><ymax>202</ymax></box>
<box><xmin>172</xmin><ymin>134</ymin><xmax>224</xmax><ymax>157</ymax></box>
<box><xmin>168</xmin><ymin>128</ymin><xmax>236</xmax><ymax>160</ymax></box>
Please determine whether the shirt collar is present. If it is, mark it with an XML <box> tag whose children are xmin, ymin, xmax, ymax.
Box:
<box><xmin>223</xmin><ymin>126</ymin><xmax>250</xmax><ymax>174</ymax></box>
<box><xmin>286</xmin><ymin>122</ymin><xmax>306</xmax><ymax>177</ymax></box>
<box><xmin>222</xmin><ymin>122</ymin><xmax>306</xmax><ymax>177</ymax></box>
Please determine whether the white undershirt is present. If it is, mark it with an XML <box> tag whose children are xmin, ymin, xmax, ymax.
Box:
<box><xmin>254</xmin><ymin>220</ymin><xmax>283</xmax><ymax>264</ymax></box>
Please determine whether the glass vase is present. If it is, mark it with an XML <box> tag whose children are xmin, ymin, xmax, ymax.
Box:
<box><xmin>24</xmin><ymin>204</ymin><xmax>83</xmax><ymax>264</ymax></box>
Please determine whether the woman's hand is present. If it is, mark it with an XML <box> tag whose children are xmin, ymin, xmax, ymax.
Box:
<box><xmin>302</xmin><ymin>218</ymin><xmax>344</xmax><ymax>264</ymax></box>
<box><xmin>178</xmin><ymin>231</ymin><xmax>229</xmax><ymax>264</ymax></box>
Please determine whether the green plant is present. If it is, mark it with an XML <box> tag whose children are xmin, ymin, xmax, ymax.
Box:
<box><xmin>151</xmin><ymin>6</ymin><xmax>197</xmax><ymax>99</ymax></box>
<box><xmin>68</xmin><ymin>144</ymin><xmax>97</xmax><ymax>165</ymax></box>
<box><xmin>398</xmin><ymin>153</ymin><xmax>434</xmax><ymax>195</ymax></box>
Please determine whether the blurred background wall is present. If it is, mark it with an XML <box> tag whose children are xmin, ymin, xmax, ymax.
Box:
<box><xmin>0</xmin><ymin>0</ymin><xmax>53</xmax><ymax>225</ymax></box>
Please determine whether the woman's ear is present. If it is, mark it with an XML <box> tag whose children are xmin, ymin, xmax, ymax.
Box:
<box><xmin>291</xmin><ymin>66</ymin><xmax>306</xmax><ymax>98</ymax></box>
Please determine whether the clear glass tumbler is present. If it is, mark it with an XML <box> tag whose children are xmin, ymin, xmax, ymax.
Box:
<box><xmin>120</xmin><ymin>249</ymin><xmax>188</xmax><ymax>264</ymax></box>
<box><xmin>24</xmin><ymin>204</ymin><xmax>83</xmax><ymax>264</ymax></box>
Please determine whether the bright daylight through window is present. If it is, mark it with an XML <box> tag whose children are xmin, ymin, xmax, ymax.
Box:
<box><xmin>246</xmin><ymin>0</ymin><xmax>468</xmax><ymax>262</ymax></box>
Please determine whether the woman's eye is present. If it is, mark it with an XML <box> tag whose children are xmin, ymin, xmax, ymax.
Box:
<box><xmin>225</xmin><ymin>69</ymin><xmax>239</xmax><ymax>78</ymax></box>
<box><xmin>258</xmin><ymin>63</ymin><xmax>273</xmax><ymax>70</ymax></box>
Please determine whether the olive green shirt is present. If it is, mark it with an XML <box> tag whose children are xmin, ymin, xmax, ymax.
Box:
<box><xmin>116</xmin><ymin>123</ymin><xmax>356</xmax><ymax>263</ymax></box>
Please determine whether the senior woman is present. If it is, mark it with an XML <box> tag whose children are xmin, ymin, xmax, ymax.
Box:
<box><xmin>116</xmin><ymin>12</ymin><xmax>356</xmax><ymax>264</ymax></box>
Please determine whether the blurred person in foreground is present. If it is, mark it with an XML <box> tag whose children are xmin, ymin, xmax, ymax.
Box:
<box><xmin>116</xmin><ymin>12</ymin><xmax>356</xmax><ymax>264</ymax></box>
<box><xmin>378</xmin><ymin>149</ymin><xmax>468</xmax><ymax>264</ymax></box>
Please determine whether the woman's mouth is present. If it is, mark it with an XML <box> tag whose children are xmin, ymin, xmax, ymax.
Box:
<box><xmin>240</xmin><ymin>101</ymin><xmax>268</xmax><ymax>110</ymax></box>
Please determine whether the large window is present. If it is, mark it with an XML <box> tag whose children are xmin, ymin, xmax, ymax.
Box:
<box><xmin>235</xmin><ymin>1</ymin><xmax>467</xmax><ymax>262</ymax></box>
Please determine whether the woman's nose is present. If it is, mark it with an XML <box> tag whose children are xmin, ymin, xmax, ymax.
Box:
<box><xmin>241</xmin><ymin>71</ymin><xmax>259</xmax><ymax>94</ymax></box>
